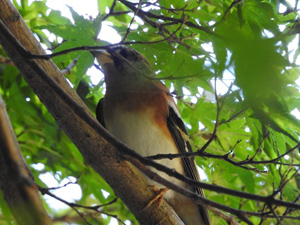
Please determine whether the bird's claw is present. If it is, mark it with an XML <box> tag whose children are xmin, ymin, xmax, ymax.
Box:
<box><xmin>147</xmin><ymin>185</ymin><xmax>169</xmax><ymax>207</ymax></box>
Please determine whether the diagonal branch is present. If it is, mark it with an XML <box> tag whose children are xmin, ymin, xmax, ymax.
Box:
<box><xmin>118</xmin><ymin>0</ymin><xmax>217</xmax><ymax>36</ymax></box>
<box><xmin>0</xmin><ymin>93</ymin><xmax>52</xmax><ymax>225</ymax></box>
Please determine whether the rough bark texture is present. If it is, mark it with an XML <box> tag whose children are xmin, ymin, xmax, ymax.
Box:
<box><xmin>0</xmin><ymin>94</ymin><xmax>53</xmax><ymax>225</ymax></box>
<box><xmin>0</xmin><ymin>0</ymin><xmax>183</xmax><ymax>224</ymax></box>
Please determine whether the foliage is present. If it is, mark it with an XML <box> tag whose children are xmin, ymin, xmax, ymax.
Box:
<box><xmin>1</xmin><ymin>0</ymin><xmax>300</xmax><ymax>224</ymax></box>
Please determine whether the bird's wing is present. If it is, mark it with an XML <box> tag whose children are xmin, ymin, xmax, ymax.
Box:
<box><xmin>96</xmin><ymin>98</ymin><xmax>106</xmax><ymax>127</ymax></box>
<box><xmin>166</xmin><ymin>98</ymin><xmax>211</xmax><ymax>225</ymax></box>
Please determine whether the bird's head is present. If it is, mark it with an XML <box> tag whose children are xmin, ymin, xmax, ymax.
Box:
<box><xmin>91</xmin><ymin>46</ymin><xmax>156</xmax><ymax>89</ymax></box>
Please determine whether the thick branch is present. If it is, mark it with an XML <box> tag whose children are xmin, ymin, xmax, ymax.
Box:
<box><xmin>0</xmin><ymin>94</ymin><xmax>52</xmax><ymax>225</ymax></box>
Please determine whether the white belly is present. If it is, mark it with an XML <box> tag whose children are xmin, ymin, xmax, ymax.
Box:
<box><xmin>105</xmin><ymin>107</ymin><xmax>206</xmax><ymax>225</ymax></box>
<box><xmin>105</xmin><ymin>108</ymin><xmax>185</xmax><ymax>198</ymax></box>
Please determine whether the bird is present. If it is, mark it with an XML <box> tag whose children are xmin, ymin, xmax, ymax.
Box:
<box><xmin>91</xmin><ymin>46</ymin><xmax>210</xmax><ymax>225</ymax></box>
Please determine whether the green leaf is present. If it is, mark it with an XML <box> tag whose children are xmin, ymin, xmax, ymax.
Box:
<box><xmin>47</xmin><ymin>10</ymin><xmax>72</xmax><ymax>25</ymax></box>
<box><xmin>74</xmin><ymin>51</ymin><xmax>95</xmax><ymax>86</ymax></box>
<box><xmin>36</xmin><ymin>24</ymin><xmax>95</xmax><ymax>43</ymax></box>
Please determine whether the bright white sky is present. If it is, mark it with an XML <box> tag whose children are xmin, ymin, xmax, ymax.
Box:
<box><xmin>26</xmin><ymin>0</ymin><xmax>300</xmax><ymax>224</ymax></box>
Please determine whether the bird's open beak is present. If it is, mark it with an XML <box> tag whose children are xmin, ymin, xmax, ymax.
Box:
<box><xmin>90</xmin><ymin>50</ymin><xmax>113</xmax><ymax>66</ymax></box>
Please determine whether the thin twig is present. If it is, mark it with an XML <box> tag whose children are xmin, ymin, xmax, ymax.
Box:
<box><xmin>213</xmin><ymin>0</ymin><xmax>244</xmax><ymax>27</ymax></box>
<box><xmin>102</xmin><ymin>0</ymin><xmax>118</xmax><ymax>21</ymax></box>
<box><xmin>39</xmin><ymin>186</ymin><xmax>123</xmax><ymax>224</ymax></box>
<box><xmin>121</xmin><ymin>0</ymin><xmax>142</xmax><ymax>42</ymax></box>
<box><xmin>147</xmin><ymin>142</ymin><xmax>300</xmax><ymax>173</ymax></box>
<box><xmin>28</xmin><ymin>39</ymin><xmax>172</xmax><ymax>60</ymax></box>
<box><xmin>39</xmin><ymin>187</ymin><xmax>93</xmax><ymax>225</ymax></box>
<box><xmin>61</xmin><ymin>58</ymin><xmax>78</xmax><ymax>75</ymax></box>
<box><xmin>219</xmin><ymin>107</ymin><xmax>249</xmax><ymax>125</ymax></box>
<box><xmin>119</xmin><ymin>0</ymin><xmax>217</xmax><ymax>36</ymax></box>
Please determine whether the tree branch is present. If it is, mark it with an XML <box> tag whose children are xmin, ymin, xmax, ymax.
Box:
<box><xmin>0</xmin><ymin>93</ymin><xmax>52</xmax><ymax>225</ymax></box>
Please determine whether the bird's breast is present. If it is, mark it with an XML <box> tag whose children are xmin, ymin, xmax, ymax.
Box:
<box><xmin>103</xmin><ymin>96</ymin><xmax>186</xmax><ymax>188</ymax></box>
<box><xmin>104</xmin><ymin>105</ymin><xmax>178</xmax><ymax>159</ymax></box>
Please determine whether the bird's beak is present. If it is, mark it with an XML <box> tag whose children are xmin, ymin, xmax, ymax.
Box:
<box><xmin>90</xmin><ymin>50</ymin><xmax>113</xmax><ymax>66</ymax></box>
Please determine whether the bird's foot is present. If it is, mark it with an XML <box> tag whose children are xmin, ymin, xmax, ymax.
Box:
<box><xmin>147</xmin><ymin>185</ymin><xmax>169</xmax><ymax>207</ymax></box>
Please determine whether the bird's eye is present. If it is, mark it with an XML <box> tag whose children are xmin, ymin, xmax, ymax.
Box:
<box><xmin>115</xmin><ymin>47</ymin><xmax>140</xmax><ymax>62</ymax></box>
<box><xmin>119</xmin><ymin>48</ymin><xmax>131</xmax><ymax>58</ymax></box>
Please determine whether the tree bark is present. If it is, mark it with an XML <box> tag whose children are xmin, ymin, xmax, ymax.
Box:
<box><xmin>0</xmin><ymin>94</ymin><xmax>53</xmax><ymax>225</ymax></box>
<box><xmin>0</xmin><ymin>0</ymin><xmax>183</xmax><ymax>224</ymax></box>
